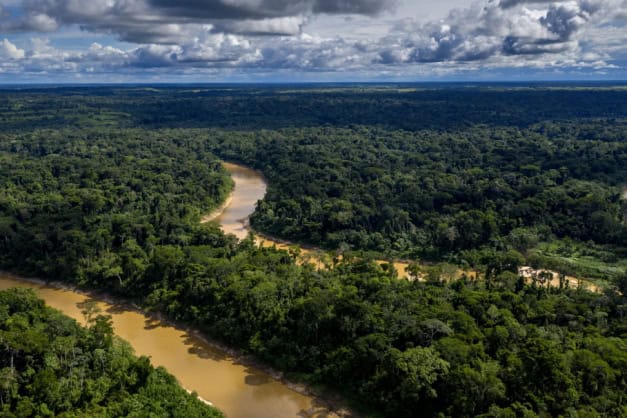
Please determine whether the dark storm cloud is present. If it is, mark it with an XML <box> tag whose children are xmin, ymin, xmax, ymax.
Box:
<box><xmin>502</xmin><ymin>36</ymin><xmax>573</xmax><ymax>55</ymax></box>
<box><xmin>147</xmin><ymin>0</ymin><xmax>396</xmax><ymax>18</ymax></box>
<box><xmin>312</xmin><ymin>0</ymin><xmax>396</xmax><ymax>14</ymax></box>
<box><xmin>0</xmin><ymin>0</ymin><xmax>396</xmax><ymax>42</ymax></box>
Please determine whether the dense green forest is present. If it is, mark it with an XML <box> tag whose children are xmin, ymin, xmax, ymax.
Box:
<box><xmin>0</xmin><ymin>130</ymin><xmax>232</xmax><ymax>282</ymax></box>
<box><xmin>205</xmin><ymin>124</ymin><xmax>627</xmax><ymax>271</ymax></box>
<box><xmin>0</xmin><ymin>288</ymin><xmax>222</xmax><ymax>417</ymax></box>
<box><xmin>1</xmin><ymin>85</ymin><xmax>625</xmax><ymax>280</ymax></box>
<box><xmin>0</xmin><ymin>85</ymin><xmax>625</xmax><ymax>417</ymax></box>
<box><xmin>1</xmin><ymin>84</ymin><xmax>626</xmax><ymax>131</ymax></box>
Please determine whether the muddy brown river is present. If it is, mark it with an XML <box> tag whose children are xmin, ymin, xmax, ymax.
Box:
<box><xmin>206</xmin><ymin>163</ymin><xmax>600</xmax><ymax>292</ymax></box>
<box><xmin>0</xmin><ymin>274</ymin><xmax>332</xmax><ymax>417</ymax></box>
<box><xmin>0</xmin><ymin>161</ymin><xmax>602</xmax><ymax>418</ymax></box>
<box><xmin>204</xmin><ymin>162</ymin><xmax>412</xmax><ymax>277</ymax></box>
<box><xmin>203</xmin><ymin>162</ymin><xmax>268</xmax><ymax>241</ymax></box>
<box><xmin>0</xmin><ymin>161</ymin><xmax>338</xmax><ymax>418</ymax></box>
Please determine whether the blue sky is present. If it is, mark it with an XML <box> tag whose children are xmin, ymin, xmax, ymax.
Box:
<box><xmin>0</xmin><ymin>0</ymin><xmax>626</xmax><ymax>83</ymax></box>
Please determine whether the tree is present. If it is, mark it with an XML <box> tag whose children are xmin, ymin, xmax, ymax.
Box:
<box><xmin>0</xmin><ymin>367</ymin><xmax>17</xmax><ymax>407</ymax></box>
<box><xmin>388</xmin><ymin>346</ymin><xmax>449</xmax><ymax>406</ymax></box>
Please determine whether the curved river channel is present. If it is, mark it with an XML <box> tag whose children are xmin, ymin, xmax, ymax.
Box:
<box><xmin>0</xmin><ymin>161</ymin><xmax>341</xmax><ymax>418</ymax></box>
<box><xmin>0</xmin><ymin>161</ymin><xmax>602</xmax><ymax>418</ymax></box>
<box><xmin>205</xmin><ymin>163</ymin><xmax>412</xmax><ymax>277</ymax></box>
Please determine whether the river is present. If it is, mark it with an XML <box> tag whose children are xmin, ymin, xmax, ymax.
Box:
<box><xmin>202</xmin><ymin>162</ymin><xmax>268</xmax><ymax>241</ymax></box>
<box><xmin>205</xmin><ymin>162</ymin><xmax>412</xmax><ymax>277</ymax></box>
<box><xmin>0</xmin><ymin>160</ymin><xmax>602</xmax><ymax>418</ymax></box>
<box><xmin>0</xmin><ymin>274</ymin><xmax>335</xmax><ymax>417</ymax></box>
<box><xmin>0</xmin><ymin>161</ymin><xmax>342</xmax><ymax>418</ymax></box>
<box><xmin>206</xmin><ymin>162</ymin><xmax>600</xmax><ymax>292</ymax></box>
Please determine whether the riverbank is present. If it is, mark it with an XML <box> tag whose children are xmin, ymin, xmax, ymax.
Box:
<box><xmin>0</xmin><ymin>271</ymin><xmax>351</xmax><ymax>418</ymax></box>
<box><xmin>211</xmin><ymin>161</ymin><xmax>604</xmax><ymax>293</ymax></box>
<box><xmin>201</xmin><ymin>195</ymin><xmax>233</xmax><ymax>224</ymax></box>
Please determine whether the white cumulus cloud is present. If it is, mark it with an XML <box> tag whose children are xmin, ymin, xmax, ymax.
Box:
<box><xmin>0</xmin><ymin>38</ymin><xmax>25</xmax><ymax>59</ymax></box>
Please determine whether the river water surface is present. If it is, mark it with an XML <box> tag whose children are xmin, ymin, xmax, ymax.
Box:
<box><xmin>0</xmin><ymin>274</ymin><xmax>332</xmax><ymax>417</ymax></box>
<box><xmin>0</xmin><ymin>161</ymin><xmax>339</xmax><ymax>418</ymax></box>
<box><xmin>205</xmin><ymin>162</ymin><xmax>268</xmax><ymax>240</ymax></box>
<box><xmin>205</xmin><ymin>163</ymin><xmax>412</xmax><ymax>277</ymax></box>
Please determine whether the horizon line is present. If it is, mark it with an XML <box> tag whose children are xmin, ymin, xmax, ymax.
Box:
<box><xmin>1</xmin><ymin>80</ymin><xmax>626</xmax><ymax>87</ymax></box>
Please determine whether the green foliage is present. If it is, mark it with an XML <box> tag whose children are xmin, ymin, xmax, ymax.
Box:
<box><xmin>0</xmin><ymin>86</ymin><xmax>625</xmax><ymax>417</ymax></box>
<box><xmin>0</xmin><ymin>129</ymin><xmax>233</xmax><ymax>284</ymax></box>
<box><xmin>128</xmin><ymin>245</ymin><xmax>626</xmax><ymax>417</ymax></box>
<box><xmin>530</xmin><ymin>239</ymin><xmax>627</xmax><ymax>281</ymax></box>
<box><xmin>0</xmin><ymin>288</ymin><xmax>222</xmax><ymax>417</ymax></box>
<box><xmin>199</xmin><ymin>124</ymin><xmax>627</xmax><ymax>274</ymax></box>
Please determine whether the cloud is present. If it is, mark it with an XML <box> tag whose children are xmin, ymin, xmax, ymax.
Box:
<box><xmin>376</xmin><ymin>0</ymin><xmax>622</xmax><ymax>63</ymax></box>
<box><xmin>541</xmin><ymin>2</ymin><xmax>589</xmax><ymax>40</ymax></box>
<box><xmin>502</xmin><ymin>37</ymin><xmax>576</xmax><ymax>55</ymax></box>
<box><xmin>0</xmin><ymin>0</ymin><xmax>396</xmax><ymax>41</ymax></box>
<box><xmin>312</xmin><ymin>0</ymin><xmax>396</xmax><ymax>14</ymax></box>
<box><xmin>147</xmin><ymin>0</ymin><xmax>396</xmax><ymax>18</ymax></box>
<box><xmin>0</xmin><ymin>38</ymin><xmax>25</xmax><ymax>59</ymax></box>
<box><xmin>0</xmin><ymin>0</ymin><xmax>624</xmax><ymax>80</ymax></box>
<box><xmin>499</xmin><ymin>0</ymin><xmax>551</xmax><ymax>8</ymax></box>
<box><xmin>211</xmin><ymin>16</ymin><xmax>306</xmax><ymax>36</ymax></box>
